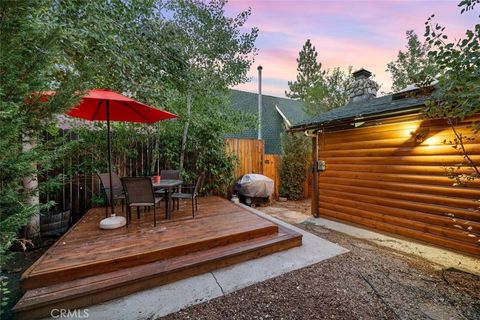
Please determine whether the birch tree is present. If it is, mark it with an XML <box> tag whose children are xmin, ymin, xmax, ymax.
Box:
<box><xmin>166</xmin><ymin>0</ymin><xmax>258</xmax><ymax>171</ymax></box>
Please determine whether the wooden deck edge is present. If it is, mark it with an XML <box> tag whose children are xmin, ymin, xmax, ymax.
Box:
<box><xmin>14</xmin><ymin>230</ymin><xmax>302</xmax><ymax>320</ymax></box>
<box><xmin>21</xmin><ymin>206</ymin><xmax>94</xmax><ymax>285</ymax></box>
<box><xmin>22</xmin><ymin>223</ymin><xmax>279</xmax><ymax>290</ymax></box>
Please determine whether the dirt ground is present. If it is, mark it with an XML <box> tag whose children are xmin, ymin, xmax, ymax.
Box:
<box><xmin>161</xmin><ymin>200</ymin><xmax>480</xmax><ymax>320</ymax></box>
<box><xmin>1</xmin><ymin>239</ymin><xmax>54</xmax><ymax>320</ymax></box>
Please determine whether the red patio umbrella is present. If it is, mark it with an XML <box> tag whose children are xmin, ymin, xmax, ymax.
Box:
<box><xmin>66</xmin><ymin>89</ymin><xmax>177</xmax><ymax>227</ymax></box>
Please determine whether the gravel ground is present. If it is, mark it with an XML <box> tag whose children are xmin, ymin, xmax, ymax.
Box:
<box><xmin>161</xmin><ymin>200</ymin><xmax>480</xmax><ymax>320</ymax></box>
<box><xmin>3</xmin><ymin>201</ymin><xmax>479</xmax><ymax>320</ymax></box>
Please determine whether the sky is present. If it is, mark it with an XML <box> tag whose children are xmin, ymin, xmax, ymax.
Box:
<box><xmin>225</xmin><ymin>0</ymin><xmax>478</xmax><ymax>97</ymax></box>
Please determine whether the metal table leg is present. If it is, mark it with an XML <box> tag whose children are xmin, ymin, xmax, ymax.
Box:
<box><xmin>164</xmin><ymin>188</ymin><xmax>169</xmax><ymax>219</ymax></box>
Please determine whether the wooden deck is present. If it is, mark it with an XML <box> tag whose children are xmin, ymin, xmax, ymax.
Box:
<box><xmin>14</xmin><ymin>196</ymin><xmax>302</xmax><ymax>319</ymax></box>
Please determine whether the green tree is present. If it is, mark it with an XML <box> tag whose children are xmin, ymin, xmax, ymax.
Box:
<box><xmin>53</xmin><ymin>0</ymin><xmax>183</xmax><ymax>102</ymax></box>
<box><xmin>279</xmin><ymin>133</ymin><xmax>310</xmax><ymax>200</ymax></box>
<box><xmin>51</xmin><ymin>0</ymin><xmax>186</xmax><ymax>178</ymax></box>
<box><xmin>424</xmin><ymin>11</ymin><xmax>480</xmax><ymax>120</ymax></box>
<box><xmin>0</xmin><ymin>2</ymin><xmax>258</xmax><ymax>309</ymax></box>
<box><xmin>52</xmin><ymin>0</ymin><xmax>258</xmax><ymax>191</ymax></box>
<box><xmin>0</xmin><ymin>0</ymin><xmax>88</xmax><ymax>267</ymax></box>
<box><xmin>166</xmin><ymin>0</ymin><xmax>258</xmax><ymax>171</ymax></box>
<box><xmin>304</xmin><ymin>67</ymin><xmax>353</xmax><ymax>116</ymax></box>
<box><xmin>423</xmin><ymin>0</ymin><xmax>479</xmax><ymax>240</ymax></box>
<box><xmin>423</xmin><ymin>1</ymin><xmax>480</xmax><ymax>168</ymax></box>
<box><xmin>286</xmin><ymin>39</ymin><xmax>322</xmax><ymax>101</ymax></box>
<box><xmin>387</xmin><ymin>30</ymin><xmax>438</xmax><ymax>92</ymax></box>
<box><xmin>287</xmin><ymin>39</ymin><xmax>352</xmax><ymax>116</ymax></box>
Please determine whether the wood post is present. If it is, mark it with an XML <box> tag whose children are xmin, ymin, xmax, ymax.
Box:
<box><xmin>311</xmin><ymin>132</ymin><xmax>319</xmax><ymax>217</ymax></box>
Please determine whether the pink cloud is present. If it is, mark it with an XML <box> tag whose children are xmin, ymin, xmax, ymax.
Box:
<box><xmin>233</xmin><ymin>81</ymin><xmax>287</xmax><ymax>97</ymax></box>
<box><xmin>226</xmin><ymin>0</ymin><xmax>476</xmax><ymax>97</ymax></box>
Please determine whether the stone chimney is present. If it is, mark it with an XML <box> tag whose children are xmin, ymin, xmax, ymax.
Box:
<box><xmin>347</xmin><ymin>68</ymin><xmax>379</xmax><ymax>103</ymax></box>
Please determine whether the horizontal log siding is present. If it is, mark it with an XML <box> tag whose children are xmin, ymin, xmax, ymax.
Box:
<box><xmin>318</xmin><ymin>114</ymin><xmax>480</xmax><ymax>255</ymax></box>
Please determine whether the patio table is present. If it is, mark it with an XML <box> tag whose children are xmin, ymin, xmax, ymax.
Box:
<box><xmin>152</xmin><ymin>179</ymin><xmax>183</xmax><ymax>219</ymax></box>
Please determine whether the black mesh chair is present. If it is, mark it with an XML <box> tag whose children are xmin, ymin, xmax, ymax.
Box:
<box><xmin>97</xmin><ymin>172</ymin><xmax>125</xmax><ymax>217</ymax></box>
<box><xmin>160</xmin><ymin>170</ymin><xmax>180</xmax><ymax>180</ymax></box>
<box><xmin>171</xmin><ymin>174</ymin><xmax>204</xmax><ymax>218</ymax></box>
<box><xmin>121</xmin><ymin>177</ymin><xmax>163</xmax><ymax>227</ymax></box>
<box><xmin>159</xmin><ymin>169</ymin><xmax>181</xmax><ymax>208</ymax></box>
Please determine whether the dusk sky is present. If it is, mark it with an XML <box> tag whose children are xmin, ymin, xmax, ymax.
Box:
<box><xmin>225</xmin><ymin>0</ymin><xmax>478</xmax><ymax>97</ymax></box>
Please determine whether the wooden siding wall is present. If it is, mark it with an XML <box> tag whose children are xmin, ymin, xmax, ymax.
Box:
<box><xmin>317</xmin><ymin>114</ymin><xmax>480</xmax><ymax>256</ymax></box>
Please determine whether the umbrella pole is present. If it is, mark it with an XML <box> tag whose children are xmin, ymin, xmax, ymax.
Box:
<box><xmin>106</xmin><ymin>100</ymin><xmax>115</xmax><ymax>217</ymax></box>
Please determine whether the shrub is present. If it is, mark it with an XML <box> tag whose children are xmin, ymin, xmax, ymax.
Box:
<box><xmin>279</xmin><ymin>133</ymin><xmax>310</xmax><ymax>200</ymax></box>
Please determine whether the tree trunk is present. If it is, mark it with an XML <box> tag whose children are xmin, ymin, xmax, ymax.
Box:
<box><xmin>448</xmin><ymin>118</ymin><xmax>480</xmax><ymax>176</ymax></box>
<box><xmin>23</xmin><ymin>135</ymin><xmax>40</xmax><ymax>239</ymax></box>
<box><xmin>179</xmin><ymin>89</ymin><xmax>192</xmax><ymax>171</ymax></box>
<box><xmin>150</xmin><ymin>123</ymin><xmax>160</xmax><ymax>175</ymax></box>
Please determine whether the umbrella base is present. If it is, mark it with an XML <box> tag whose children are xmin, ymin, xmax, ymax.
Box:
<box><xmin>99</xmin><ymin>215</ymin><xmax>126</xmax><ymax>230</ymax></box>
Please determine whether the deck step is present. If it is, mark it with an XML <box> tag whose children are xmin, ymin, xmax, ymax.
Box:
<box><xmin>14</xmin><ymin>226</ymin><xmax>302</xmax><ymax>320</ymax></box>
<box><xmin>22</xmin><ymin>213</ymin><xmax>278</xmax><ymax>290</ymax></box>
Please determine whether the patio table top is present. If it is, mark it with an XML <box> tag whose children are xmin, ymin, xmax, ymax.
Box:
<box><xmin>152</xmin><ymin>179</ymin><xmax>182</xmax><ymax>189</ymax></box>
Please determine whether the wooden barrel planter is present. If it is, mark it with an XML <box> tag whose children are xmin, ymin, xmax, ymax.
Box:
<box><xmin>40</xmin><ymin>210</ymin><xmax>71</xmax><ymax>237</ymax></box>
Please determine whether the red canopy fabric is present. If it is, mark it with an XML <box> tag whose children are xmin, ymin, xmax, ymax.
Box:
<box><xmin>66</xmin><ymin>89</ymin><xmax>177</xmax><ymax>123</ymax></box>
<box><xmin>49</xmin><ymin>88</ymin><xmax>178</xmax><ymax>220</ymax></box>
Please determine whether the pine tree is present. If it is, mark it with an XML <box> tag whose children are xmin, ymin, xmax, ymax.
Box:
<box><xmin>305</xmin><ymin>67</ymin><xmax>353</xmax><ymax>116</ymax></box>
<box><xmin>285</xmin><ymin>39</ymin><xmax>322</xmax><ymax>101</ymax></box>
<box><xmin>286</xmin><ymin>39</ymin><xmax>352</xmax><ymax>116</ymax></box>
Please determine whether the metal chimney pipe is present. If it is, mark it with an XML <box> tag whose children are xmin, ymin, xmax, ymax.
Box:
<box><xmin>257</xmin><ymin>65</ymin><xmax>263</xmax><ymax>140</ymax></box>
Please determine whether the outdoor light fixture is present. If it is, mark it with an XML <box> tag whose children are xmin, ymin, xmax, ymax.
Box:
<box><xmin>317</xmin><ymin>160</ymin><xmax>326</xmax><ymax>172</ymax></box>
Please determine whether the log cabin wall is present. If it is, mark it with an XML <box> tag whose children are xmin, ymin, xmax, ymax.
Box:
<box><xmin>317</xmin><ymin>113</ymin><xmax>480</xmax><ymax>256</ymax></box>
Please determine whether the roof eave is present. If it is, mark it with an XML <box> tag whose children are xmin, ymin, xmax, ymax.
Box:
<box><xmin>275</xmin><ymin>104</ymin><xmax>292</xmax><ymax>128</ymax></box>
<box><xmin>287</xmin><ymin>105</ymin><xmax>425</xmax><ymax>133</ymax></box>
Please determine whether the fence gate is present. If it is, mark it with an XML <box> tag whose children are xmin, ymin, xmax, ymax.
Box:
<box><xmin>263</xmin><ymin>154</ymin><xmax>280</xmax><ymax>199</ymax></box>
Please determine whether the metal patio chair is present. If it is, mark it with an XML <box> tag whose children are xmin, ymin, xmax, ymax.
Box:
<box><xmin>97</xmin><ymin>172</ymin><xmax>126</xmax><ymax>217</ymax></box>
<box><xmin>121</xmin><ymin>177</ymin><xmax>163</xmax><ymax>227</ymax></box>
<box><xmin>159</xmin><ymin>169</ymin><xmax>181</xmax><ymax>208</ymax></box>
<box><xmin>171</xmin><ymin>174</ymin><xmax>204</xmax><ymax>218</ymax></box>
<box><xmin>160</xmin><ymin>170</ymin><xmax>180</xmax><ymax>180</ymax></box>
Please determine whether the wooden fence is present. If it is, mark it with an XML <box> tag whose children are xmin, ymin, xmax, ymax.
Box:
<box><xmin>263</xmin><ymin>154</ymin><xmax>281</xmax><ymax>198</ymax></box>
<box><xmin>225</xmin><ymin>138</ymin><xmax>265</xmax><ymax>178</ymax></box>
<box><xmin>225</xmin><ymin>138</ymin><xmax>312</xmax><ymax>199</ymax></box>
<box><xmin>42</xmin><ymin>136</ymin><xmax>310</xmax><ymax>225</ymax></box>
<box><xmin>41</xmin><ymin>131</ymin><xmax>159</xmax><ymax>224</ymax></box>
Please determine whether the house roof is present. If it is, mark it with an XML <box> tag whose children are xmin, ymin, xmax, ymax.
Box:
<box><xmin>289</xmin><ymin>91</ymin><xmax>428</xmax><ymax>131</ymax></box>
<box><xmin>226</xmin><ymin>89</ymin><xmax>307</xmax><ymax>154</ymax></box>
<box><xmin>275</xmin><ymin>97</ymin><xmax>308</xmax><ymax>125</ymax></box>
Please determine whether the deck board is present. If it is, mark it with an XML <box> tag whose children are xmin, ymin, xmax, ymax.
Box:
<box><xmin>15</xmin><ymin>196</ymin><xmax>302</xmax><ymax>319</ymax></box>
